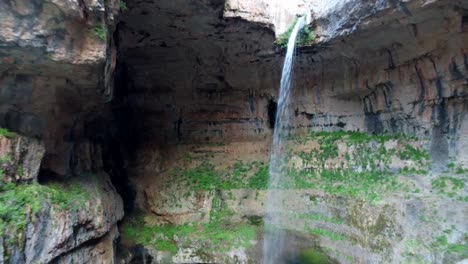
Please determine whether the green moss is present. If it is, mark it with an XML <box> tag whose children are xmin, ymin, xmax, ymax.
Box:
<box><xmin>432</xmin><ymin>177</ymin><xmax>464</xmax><ymax>198</ymax></box>
<box><xmin>298</xmin><ymin>249</ymin><xmax>331</xmax><ymax>264</ymax></box>
<box><xmin>247</xmin><ymin>163</ymin><xmax>269</xmax><ymax>189</ymax></box>
<box><xmin>455</xmin><ymin>166</ymin><xmax>468</xmax><ymax>174</ymax></box>
<box><xmin>121</xmin><ymin>209</ymin><xmax>257</xmax><ymax>254</ymax></box>
<box><xmin>16</xmin><ymin>166</ymin><xmax>23</xmax><ymax>177</ymax></box>
<box><xmin>297</xmin><ymin>27</ymin><xmax>316</xmax><ymax>46</ymax></box>
<box><xmin>0</xmin><ymin>155</ymin><xmax>11</xmax><ymax>164</ymax></box>
<box><xmin>121</xmin><ymin>194</ymin><xmax>257</xmax><ymax>253</ymax></box>
<box><xmin>0</xmin><ymin>128</ymin><xmax>14</xmax><ymax>139</ymax></box>
<box><xmin>398</xmin><ymin>144</ymin><xmax>430</xmax><ymax>162</ymax></box>
<box><xmin>121</xmin><ymin>216</ymin><xmax>194</xmax><ymax>253</ymax></box>
<box><xmin>275</xmin><ymin>18</ymin><xmax>316</xmax><ymax>48</ymax></box>
<box><xmin>306</xmin><ymin>227</ymin><xmax>346</xmax><ymax>241</ymax></box>
<box><xmin>177</xmin><ymin>162</ymin><xmax>218</xmax><ymax>191</ymax></box>
<box><xmin>283</xmin><ymin>131</ymin><xmax>429</xmax><ymax>200</ymax></box>
<box><xmin>246</xmin><ymin>215</ymin><xmax>263</xmax><ymax>226</ymax></box>
<box><xmin>297</xmin><ymin>130</ymin><xmax>408</xmax><ymax>145</ymax></box>
<box><xmin>92</xmin><ymin>24</ymin><xmax>107</xmax><ymax>40</ymax></box>
<box><xmin>167</xmin><ymin>131</ymin><xmax>426</xmax><ymax>203</ymax></box>
<box><xmin>276</xmin><ymin>18</ymin><xmax>298</xmax><ymax>47</ymax></box>
<box><xmin>119</xmin><ymin>0</ymin><xmax>128</xmax><ymax>11</ymax></box>
<box><xmin>285</xmin><ymin>167</ymin><xmax>397</xmax><ymax>202</ymax></box>
<box><xmin>431</xmin><ymin>235</ymin><xmax>468</xmax><ymax>258</ymax></box>
<box><xmin>295</xmin><ymin>213</ymin><xmax>343</xmax><ymax>225</ymax></box>
<box><xmin>171</xmin><ymin>161</ymin><xmax>268</xmax><ymax>191</ymax></box>
<box><xmin>0</xmin><ymin>181</ymin><xmax>91</xmax><ymax>244</ymax></box>
<box><xmin>399</xmin><ymin>167</ymin><xmax>429</xmax><ymax>175</ymax></box>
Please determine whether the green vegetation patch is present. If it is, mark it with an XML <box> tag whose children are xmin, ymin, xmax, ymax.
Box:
<box><xmin>432</xmin><ymin>177</ymin><xmax>465</xmax><ymax>198</ymax></box>
<box><xmin>283</xmin><ymin>131</ymin><xmax>430</xmax><ymax>201</ymax></box>
<box><xmin>445</xmin><ymin>161</ymin><xmax>468</xmax><ymax>175</ymax></box>
<box><xmin>298</xmin><ymin>248</ymin><xmax>332</xmax><ymax>264</ymax></box>
<box><xmin>169</xmin><ymin>160</ymin><xmax>269</xmax><ymax>191</ymax></box>
<box><xmin>431</xmin><ymin>235</ymin><xmax>468</xmax><ymax>258</ymax></box>
<box><xmin>121</xmin><ymin>204</ymin><xmax>257</xmax><ymax>254</ymax></box>
<box><xmin>92</xmin><ymin>24</ymin><xmax>107</xmax><ymax>40</ymax></box>
<box><xmin>0</xmin><ymin>180</ymin><xmax>91</xmax><ymax>245</ymax></box>
<box><xmin>398</xmin><ymin>144</ymin><xmax>430</xmax><ymax>162</ymax></box>
<box><xmin>119</xmin><ymin>0</ymin><xmax>128</xmax><ymax>11</ymax></box>
<box><xmin>295</xmin><ymin>213</ymin><xmax>343</xmax><ymax>225</ymax></box>
<box><xmin>168</xmin><ymin>131</ymin><xmax>429</xmax><ymax>202</ymax></box>
<box><xmin>275</xmin><ymin>18</ymin><xmax>316</xmax><ymax>48</ymax></box>
<box><xmin>306</xmin><ymin>227</ymin><xmax>346</xmax><ymax>241</ymax></box>
<box><xmin>0</xmin><ymin>128</ymin><xmax>15</xmax><ymax>139</ymax></box>
<box><xmin>293</xmin><ymin>130</ymin><xmax>412</xmax><ymax>145</ymax></box>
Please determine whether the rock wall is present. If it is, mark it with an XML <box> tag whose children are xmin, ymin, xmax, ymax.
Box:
<box><xmin>117</xmin><ymin>0</ymin><xmax>468</xmax><ymax>263</ymax></box>
<box><xmin>292</xmin><ymin>0</ymin><xmax>468</xmax><ymax>169</ymax></box>
<box><xmin>0</xmin><ymin>132</ymin><xmax>124</xmax><ymax>263</ymax></box>
<box><xmin>0</xmin><ymin>0</ymin><xmax>119</xmax><ymax>176</ymax></box>
<box><xmin>0</xmin><ymin>0</ymin><xmax>126</xmax><ymax>263</ymax></box>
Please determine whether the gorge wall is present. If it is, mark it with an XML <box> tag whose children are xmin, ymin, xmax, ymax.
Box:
<box><xmin>0</xmin><ymin>0</ymin><xmax>467</xmax><ymax>263</ymax></box>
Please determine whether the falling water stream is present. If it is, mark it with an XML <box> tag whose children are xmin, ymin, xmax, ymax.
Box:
<box><xmin>263</xmin><ymin>15</ymin><xmax>307</xmax><ymax>264</ymax></box>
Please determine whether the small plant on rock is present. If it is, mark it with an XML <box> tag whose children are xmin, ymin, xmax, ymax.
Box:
<box><xmin>92</xmin><ymin>24</ymin><xmax>107</xmax><ymax>41</ymax></box>
<box><xmin>0</xmin><ymin>128</ymin><xmax>14</xmax><ymax>139</ymax></box>
<box><xmin>119</xmin><ymin>0</ymin><xmax>128</xmax><ymax>11</ymax></box>
<box><xmin>275</xmin><ymin>18</ymin><xmax>316</xmax><ymax>48</ymax></box>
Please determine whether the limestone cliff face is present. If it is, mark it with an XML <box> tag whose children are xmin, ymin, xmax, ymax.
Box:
<box><xmin>117</xmin><ymin>0</ymin><xmax>467</xmax><ymax>154</ymax></box>
<box><xmin>0</xmin><ymin>0</ymin><xmax>119</xmax><ymax>176</ymax></box>
<box><xmin>291</xmin><ymin>0</ymin><xmax>468</xmax><ymax>166</ymax></box>
<box><xmin>0</xmin><ymin>133</ymin><xmax>124</xmax><ymax>264</ymax></box>
<box><xmin>117</xmin><ymin>0</ymin><xmax>468</xmax><ymax>263</ymax></box>
<box><xmin>0</xmin><ymin>1</ymin><xmax>124</xmax><ymax>263</ymax></box>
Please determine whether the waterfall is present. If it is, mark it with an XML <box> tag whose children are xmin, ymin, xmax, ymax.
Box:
<box><xmin>263</xmin><ymin>15</ymin><xmax>307</xmax><ymax>264</ymax></box>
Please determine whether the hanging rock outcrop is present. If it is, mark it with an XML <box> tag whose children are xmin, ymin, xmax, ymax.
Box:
<box><xmin>0</xmin><ymin>0</ymin><xmax>119</xmax><ymax>176</ymax></box>
<box><xmin>0</xmin><ymin>1</ymin><xmax>125</xmax><ymax>263</ymax></box>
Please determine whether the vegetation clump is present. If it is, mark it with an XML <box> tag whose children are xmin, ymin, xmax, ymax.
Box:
<box><xmin>168</xmin><ymin>131</ymin><xmax>430</xmax><ymax>202</ymax></box>
<box><xmin>431</xmin><ymin>235</ymin><xmax>468</xmax><ymax>258</ymax></box>
<box><xmin>0</xmin><ymin>128</ymin><xmax>15</xmax><ymax>139</ymax></box>
<box><xmin>0</xmin><ymin>180</ymin><xmax>91</xmax><ymax>245</ymax></box>
<box><xmin>121</xmin><ymin>197</ymin><xmax>257</xmax><ymax>254</ymax></box>
<box><xmin>275</xmin><ymin>18</ymin><xmax>316</xmax><ymax>48</ymax></box>
<box><xmin>92</xmin><ymin>24</ymin><xmax>107</xmax><ymax>40</ymax></box>
<box><xmin>169</xmin><ymin>160</ymin><xmax>269</xmax><ymax>191</ymax></box>
<box><xmin>297</xmin><ymin>249</ymin><xmax>331</xmax><ymax>264</ymax></box>
<box><xmin>119</xmin><ymin>0</ymin><xmax>128</xmax><ymax>11</ymax></box>
<box><xmin>284</xmin><ymin>131</ymin><xmax>430</xmax><ymax>202</ymax></box>
<box><xmin>432</xmin><ymin>177</ymin><xmax>465</xmax><ymax>198</ymax></box>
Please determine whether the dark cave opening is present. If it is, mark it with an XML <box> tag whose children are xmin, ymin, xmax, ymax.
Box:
<box><xmin>103</xmin><ymin>59</ymin><xmax>136</xmax><ymax>213</ymax></box>
<box><xmin>268</xmin><ymin>99</ymin><xmax>278</xmax><ymax>130</ymax></box>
